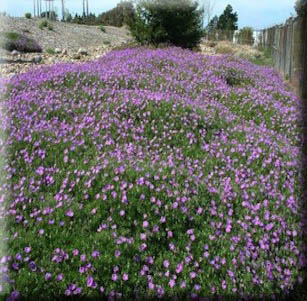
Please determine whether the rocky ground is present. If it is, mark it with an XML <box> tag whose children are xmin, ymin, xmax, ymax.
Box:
<box><xmin>0</xmin><ymin>16</ymin><xmax>262</xmax><ymax>79</ymax></box>
<box><xmin>0</xmin><ymin>16</ymin><xmax>134</xmax><ymax>78</ymax></box>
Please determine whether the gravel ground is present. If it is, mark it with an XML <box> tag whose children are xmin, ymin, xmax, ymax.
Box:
<box><xmin>0</xmin><ymin>16</ymin><xmax>134</xmax><ymax>78</ymax></box>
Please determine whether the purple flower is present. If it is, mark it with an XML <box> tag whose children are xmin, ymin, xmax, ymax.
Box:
<box><xmin>24</xmin><ymin>247</ymin><xmax>31</xmax><ymax>253</ymax></box>
<box><xmin>65</xmin><ymin>209</ymin><xmax>74</xmax><ymax>217</ymax></box>
<box><xmin>122</xmin><ymin>273</ymin><xmax>128</xmax><ymax>281</ymax></box>
<box><xmin>163</xmin><ymin>260</ymin><xmax>170</xmax><ymax>268</ymax></box>
<box><xmin>169</xmin><ymin>279</ymin><xmax>176</xmax><ymax>288</ymax></box>
<box><xmin>72</xmin><ymin>249</ymin><xmax>79</xmax><ymax>256</ymax></box>
<box><xmin>45</xmin><ymin>272</ymin><xmax>52</xmax><ymax>280</ymax></box>
<box><xmin>36</xmin><ymin>166</ymin><xmax>44</xmax><ymax>175</ymax></box>
<box><xmin>29</xmin><ymin>261</ymin><xmax>36</xmax><ymax>271</ymax></box>
<box><xmin>92</xmin><ymin>250</ymin><xmax>100</xmax><ymax>257</ymax></box>
<box><xmin>87</xmin><ymin>276</ymin><xmax>94</xmax><ymax>287</ymax></box>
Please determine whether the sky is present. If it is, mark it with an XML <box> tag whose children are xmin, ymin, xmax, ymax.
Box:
<box><xmin>0</xmin><ymin>0</ymin><xmax>297</xmax><ymax>30</ymax></box>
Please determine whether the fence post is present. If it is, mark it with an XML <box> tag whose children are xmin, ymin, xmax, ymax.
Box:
<box><xmin>302</xmin><ymin>15</ymin><xmax>307</xmax><ymax>99</ymax></box>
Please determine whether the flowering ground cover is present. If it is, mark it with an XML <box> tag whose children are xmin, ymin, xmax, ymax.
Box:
<box><xmin>0</xmin><ymin>47</ymin><xmax>306</xmax><ymax>300</ymax></box>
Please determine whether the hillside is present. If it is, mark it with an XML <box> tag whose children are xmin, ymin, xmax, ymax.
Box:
<box><xmin>0</xmin><ymin>16</ymin><xmax>132</xmax><ymax>51</ymax></box>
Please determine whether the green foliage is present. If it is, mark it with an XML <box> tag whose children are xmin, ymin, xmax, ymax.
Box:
<box><xmin>295</xmin><ymin>0</ymin><xmax>307</xmax><ymax>16</ymax></box>
<box><xmin>217</xmin><ymin>4</ymin><xmax>238</xmax><ymax>30</ymax></box>
<box><xmin>40</xmin><ymin>11</ymin><xmax>57</xmax><ymax>21</ymax></box>
<box><xmin>128</xmin><ymin>0</ymin><xmax>204</xmax><ymax>49</ymax></box>
<box><xmin>25</xmin><ymin>12</ymin><xmax>32</xmax><ymax>19</ymax></box>
<box><xmin>207</xmin><ymin>15</ymin><xmax>218</xmax><ymax>32</ymax></box>
<box><xmin>46</xmin><ymin>48</ymin><xmax>55</xmax><ymax>55</ymax></box>
<box><xmin>39</xmin><ymin>20</ymin><xmax>48</xmax><ymax>30</ymax></box>
<box><xmin>66</xmin><ymin>13</ymin><xmax>73</xmax><ymax>22</ymax></box>
<box><xmin>235</xmin><ymin>27</ymin><xmax>254</xmax><ymax>45</ymax></box>
<box><xmin>250</xmin><ymin>46</ymin><xmax>274</xmax><ymax>66</ymax></box>
<box><xmin>47</xmin><ymin>23</ymin><xmax>54</xmax><ymax>31</ymax></box>
<box><xmin>99</xmin><ymin>24</ymin><xmax>106</xmax><ymax>32</ymax></box>
<box><xmin>98</xmin><ymin>1</ymin><xmax>135</xmax><ymax>27</ymax></box>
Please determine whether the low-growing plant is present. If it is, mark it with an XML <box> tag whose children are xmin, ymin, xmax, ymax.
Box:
<box><xmin>46</xmin><ymin>48</ymin><xmax>55</xmax><ymax>55</ymax></box>
<box><xmin>0</xmin><ymin>31</ymin><xmax>42</xmax><ymax>53</ymax></box>
<box><xmin>0</xmin><ymin>47</ymin><xmax>306</xmax><ymax>300</ymax></box>
<box><xmin>99</xmin><ymin>24</ymin><xmax>106</xmax><ymax>32</ymax></box>
<box><xmin>215</xmin><ymin>44</ymin><xmax>234</xmax><ymax>54</ymax></box>
<box><xmin>39</xmin><ymin>20</ymin><xmax>48</xmax><ymax>30</ymax></box>
<box><xmin>25</xmin><ymin>12</ymin><xmax>32</xmax><ymax>19</ymax></box>
<box><xmin>251</xmin><ymin>46</ymin><xmax>274</xmax><ymax>66</ymax></box>
<box><xmin>47</xmin><ymin>23</ymin><xmax>54</xmax><ymax>31</ymax></box>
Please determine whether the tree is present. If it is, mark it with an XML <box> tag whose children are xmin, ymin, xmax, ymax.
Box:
<box><xmin>295</xmin><ymin>0</ymin><xmax>307</xmax><ymax>16</ymax></box>
<box><xmin>61</xmin><ymin>0</ymin><xmax>65</xmax><ymax>21</ymax></box>
<box><xmin>128</xmin><ymin>0</ymin><xmax>204</xmax><ymax>49</ymax></box>
<box><xmin>98</xmin><ymin>1</ymin><xmax>135</xmax><ymax>27</ymax></box>
<box><xmin>235</xmin><ymin>27</ymin><xmax>254</xmax><ymax>45</ymax></box>
<box><xmin>41</xmin><ymin>10</ymin><xmax>57</xmax><ymax>20</ymax></box>
<box><xmin>217</xmin><ymin>4</ymin><xmax>238</xmax><ymax>30</ymax></box>
<box><xmin>202</xmin><ymin>0</ymin><xmax>215</xmax><ymax>27</ymax></box>
<box><xmin>207</xmin><ymin>15</ymin><xmax>218</xmax><ymax>32</ymax></box>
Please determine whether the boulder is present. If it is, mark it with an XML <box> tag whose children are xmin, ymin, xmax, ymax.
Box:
<box><xmin>32</xmin><ymin>56</ymin><xmax>42</xmax><ymax>64</ymax></box>
<box><xmin>11</xmin><ymin>50</ymin><xmax>20</xmax><ymax>56</ymax></box>
<box><xmin>54</xmin><ymin>48</ymin><xmax>62</xmax><ymax>54</ymax></box>
<box><xmin>61</xmin><ymin>48</ymin><xmax>68</xmax><ymax>55</ymax></box>
<box><xmin>72</xmin><ymin>54</ymin><xmax>81</xmax><ymax>60</ymax></box>
<box><xmin>77</xmin><ymin>48</ymin><xmax>87</xmax><ymax>55</ymax></box>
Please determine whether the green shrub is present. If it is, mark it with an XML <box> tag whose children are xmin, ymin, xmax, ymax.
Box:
<box><xmin>47</xmin><ymin>23</ymin><xmax>54</xmax><ymax>31</ymax></box>
<box><xmin>235</xmin><ymin>27</ymin><xmax>254</xmax><ymax>45</ymax></box>
<box><xmin>39</xmin><ymin>20</ymin><xmax>48</xmax><ymax>30</ymax></box>
<box><xmin>25</xmin><ymin>12</ymin><xmax>32</xmax><ymax>19</ymax></box>
<box><xmin>99</xmin><ymin>24</ymin><xmax>106</xmax><ymax>32</ymax></box>
<box><xmin>128</xmin><ymin>0</ymin><xmax>204</xmax><ymax>49</ymax></box>
<box><xmin>46</xmin><ymin>48</ymin><xmax>55</xmax><ymax>55</ymax></box>
<box><xmin>0</xmin><ymin>32</ymin><xmax>42</xmax><ymax>53</ymax></box>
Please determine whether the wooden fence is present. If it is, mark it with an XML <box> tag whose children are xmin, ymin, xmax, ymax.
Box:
<box><xmin>259</xmin><ymin>15</ymin><xmax>307</xmax><ymax>98</ymax></box>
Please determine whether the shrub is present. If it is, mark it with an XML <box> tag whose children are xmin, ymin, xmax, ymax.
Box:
<box><xmin>25</xmin><ymin>12</ymin><xmax>32</xmax><ymax>19</ymax></box>
<box><xmin>128</xmin><ymin>0</ymin><xmax>204</xmax><ymax>49</ymax></box>
<box><xmin>47</xmin><ymin>23</ymin><xmax>54</xmax><ymax>31</ymax></box>
<box><xmin>99</xmin><ymin>24</ymin><xmax>106</xmax><ymax>32</ymax></box>
<box><xmin>39</xmin><ymin>20</ymin><xmax>48</xmax><ymax>30</ymax></box>
<box><xmin>46</xmin><ymin>48</ymin><xmax>55</xmax><ymax>55</ymax></box>
<box><xmin>215</xmin><ymin>44</ymin><xmax>234</xmax><ymax>54</ymax></box>
<box><xmin>0</xmin><ymin>32</ymin><xmax>42</xmax><ymax>53</ymax></box>
<box><xmin>235</xmin><ymin>27</ymin><xmax>254</xmax><ymax>45</ymax></box>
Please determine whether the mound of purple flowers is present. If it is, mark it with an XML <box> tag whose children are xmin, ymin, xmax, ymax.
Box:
<box><xmin>0</xmin><ymin>32</ymin><xmax>42</xmax><ymax>53</ymax></box>
<box><xmin>0</xmin><ymin>46</ymin><xmax>306</xmax><ymax>300</ymax></box>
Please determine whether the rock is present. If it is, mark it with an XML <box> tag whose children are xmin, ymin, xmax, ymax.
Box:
<box><xmin>61</xmin><ymin>48</ymin><xmax>68</xmax><ymax>55</ymax></box>
<box><xmin>32</xmin><ymin>56</ymin><xmax>42</xmax><ymax>64</ymax></box>
<box><xmin>77</xmin><ymin>48</ymin><xmax>87</xmax><ymax>55</ymax></box>
<box><xmin>11</xmin><ymin>50</ymin><xmax>20</xmax><ymax>56</ymax></box>
<box><xmin>55</xmin><ymin>48</ymin><xmax>62</xmax><ymax>54</ymax></box>
<box><xmin>72</xmin><ymin>54</ymin><xmax>81</xmax><ymax>60</ymax></box>
<box><xmin>48</xmin><ymin>57</ymin><xmax>55</xmax><ymax>63</ymax></box>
